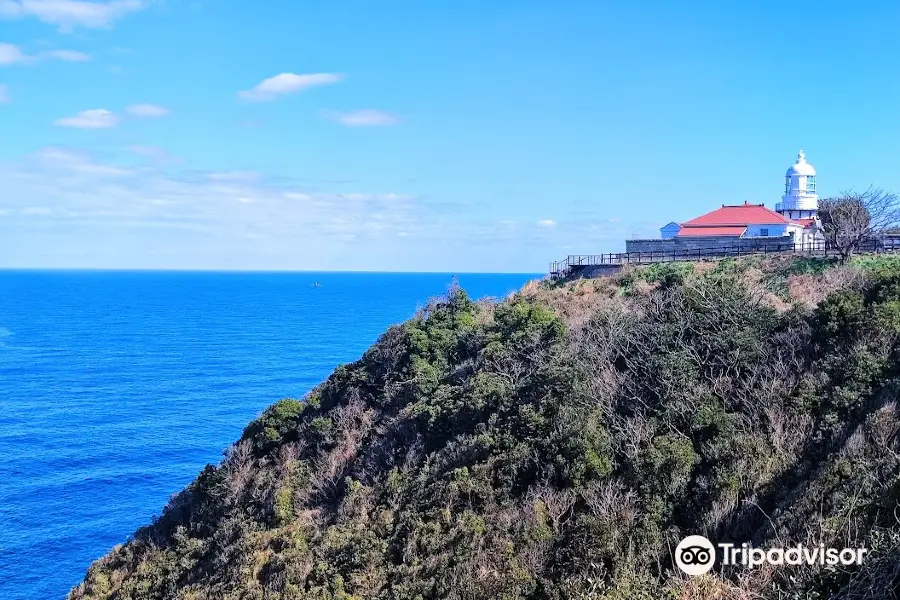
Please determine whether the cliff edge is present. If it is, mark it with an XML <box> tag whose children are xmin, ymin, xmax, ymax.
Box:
<box><xmin>71</xmin><ymin>256</ymin><xmax>900</xmax><ymax>600</ymax></box>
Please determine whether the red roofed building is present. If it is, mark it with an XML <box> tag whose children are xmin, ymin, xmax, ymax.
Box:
<box><xmin>661</xmin><ymin>201</ymin><xmax>806</xmax><ymax>239</ymax></box>
<box><xmin>646</xmin><ymin>150</ymin><xmax>823</xmax><ymax>249</ymax></box>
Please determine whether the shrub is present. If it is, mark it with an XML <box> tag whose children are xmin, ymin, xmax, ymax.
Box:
<box><xmin>242</xmin><ymin>398</ymin><xmax>306</xmax><ymax>453</ymax></box>
<box><xmin>70</xmin><ymin>257</ymin><xmax>900</xmax><ymax>600</ymax></box>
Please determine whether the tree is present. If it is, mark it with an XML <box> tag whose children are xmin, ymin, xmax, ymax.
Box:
<box><xmin>819</xmin><ymin>186</ymin><xmax>900</xmax><ymax>263</ymax></box>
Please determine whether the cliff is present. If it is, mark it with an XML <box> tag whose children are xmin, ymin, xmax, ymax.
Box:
<box><xmin>70</xmin><ymin>255</ymin><xmax>900</xmax><ymax>600</ymax></box>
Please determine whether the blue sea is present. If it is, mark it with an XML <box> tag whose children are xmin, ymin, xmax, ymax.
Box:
<box><xmin>0</xmin><ymin>270</ymin><xmax>537</xmax><ymax>600</ymax></box>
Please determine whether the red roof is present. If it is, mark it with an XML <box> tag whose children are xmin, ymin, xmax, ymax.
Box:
<box><xmin>676</xmin><ymin>225</ymin><xmax>747</xmax><ymax>238</ymax></box>
<box><xmin>793</xmin><ymin>218</ymin><xmax>816</xmax><ymax>228</ymax></box>
<box><xmin>682</xmin><ymin>202</ymin><xmax>792</xmax><ymax>227</ymax></box>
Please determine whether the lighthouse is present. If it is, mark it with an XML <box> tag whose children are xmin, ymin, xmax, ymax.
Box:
<box><xmin>776</xmin><ymin>149</ymin><xmax>818</xmax><ymax>220</ymax></box>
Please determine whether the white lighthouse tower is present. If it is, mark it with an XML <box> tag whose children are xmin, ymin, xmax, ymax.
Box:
<box><xmin>776</xmin><ymin>149</ymin><xmax>818</xmax><ymax>220</ymax></box>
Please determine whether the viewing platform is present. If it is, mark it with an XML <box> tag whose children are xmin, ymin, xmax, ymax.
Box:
<box><xmin>549</xmin><ymin>238</ymin><xmax>900</xmax><ymax>279</ymax></box>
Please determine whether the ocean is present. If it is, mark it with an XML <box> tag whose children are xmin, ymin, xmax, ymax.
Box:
<box><xmin>0</xmin><ymin>270</ymin><xmax>537</xmax><ymax>600</ymax></box>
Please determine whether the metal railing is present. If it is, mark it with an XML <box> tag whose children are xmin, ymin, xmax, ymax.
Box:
<box><xmin>549</xmin><ymin>238</ymin><xmax>900</xmax><ymax>278</ymax></box>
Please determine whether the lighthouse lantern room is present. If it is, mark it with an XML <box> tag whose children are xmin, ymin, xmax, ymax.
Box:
<box><xmin>776</xmin><ymin>149</ymin><xmax>818</xmax><ymax>220</ymax></box>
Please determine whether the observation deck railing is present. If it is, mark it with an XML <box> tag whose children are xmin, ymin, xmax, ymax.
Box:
<box><xmin>549</xmin><ymin>237</ymin><xmax>900</xmax><ymax>279</ymax></box>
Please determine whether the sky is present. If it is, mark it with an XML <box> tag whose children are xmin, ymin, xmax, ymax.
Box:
<box><xmin>1</xmin><ymin>1</ymin><xmax>899</xmax><ymax>272</ymax></box>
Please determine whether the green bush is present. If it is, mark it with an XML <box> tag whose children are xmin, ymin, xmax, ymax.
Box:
<box><xmin>242</xmin><ymin>397</ymin><xmax>306</xmax><ymax>453</ymax></box>
<box><xmin>71</xmin><ymin>259</ymin><xmax>900</xmax><ymax>600</ymax></box>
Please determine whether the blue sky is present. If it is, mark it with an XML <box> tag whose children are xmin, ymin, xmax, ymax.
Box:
<box><xmin>1</xmin><ymin>1</ymin><xmax>899</xmax><ymax>272</ymax></box>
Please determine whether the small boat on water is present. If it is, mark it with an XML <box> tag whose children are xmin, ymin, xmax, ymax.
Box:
<box><xmin>312</xmin><ymin>282</ymin><xmax>322</xmax><ymax>288</ymax></box>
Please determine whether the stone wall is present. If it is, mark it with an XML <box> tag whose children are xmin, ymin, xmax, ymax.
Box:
<box><xmin>569</xmin><ymin>264</ymin><xmax>623</xmax><ymax>279</ymax></box>
<box><xmin>625</xmin><ymin>236</ymin><xmax>795</xmax><ymax>254</ymax></box>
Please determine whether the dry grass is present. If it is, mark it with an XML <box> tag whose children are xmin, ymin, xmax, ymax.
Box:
<box><xmin>736</xmin><ymin>267</ymin><xmax>791</xmax><ymax>313</ymax></box>
<box><xmin>665</xmin><ymin>573</ymin><xmax>766</xmax><ymax>600</ymax></box>
<box><xmin>785</xmin><ymin>265</ymin><xmax>866</xmax><ymax>309</ymax></box>
<box><xmin>693</xmin><ymin>262</ymin><xmax>720</xmax><ymax>275</ymax></box>
<box><xmin>518</xmin><ymin>277</ymin><xmax>632</xmax><ymax>329</ymax></box>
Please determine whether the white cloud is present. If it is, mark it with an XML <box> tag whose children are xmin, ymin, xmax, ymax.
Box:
<box><xmin>342</xmin><ymin>193</ymin><xmax>368</xmax><ymax>201</ymax></box>
<box><xmin>206</xmin><ymin>170</ymin><xmax>260</xmax><ymax>183</ymax></box>
<box><xmin>127</xmin><ymin>145</ymin><xmax>178</xmax><ymax>163</ymax></box>
<box><xmin>281</xmin><ymin>191</ymin><xmax>411</xmax><ymax>204</ymax></box>
<box><xmin>21</xmin><ymin>206</ymin><xmax>53</xmax><ymax>215</ymax></box>
<box><xmin>0</xmin><ymin>146</ymin><xmax>426</xmax><ymax>245</ymax></box>
<box><xmin>323</xmin><ymin>109</ymin><xmax>399</xmax><ymax>127</ymax></box>
<box><xmin>127</xmin><ymin>144</ymin><xmax>164</xmax><ymax>157</ymax></box>
<box><xmin>32</xmin><ymin>146</ymin><xmax>131</xmax><ymax>175</ymax></box>
<box><xmin>0</xmin><ymin>84</ymin><xmax>8</xmax><ymax>103</ymax></box>
<box><xmin>0</xmin><ymin>43</ymin><xmax>93</xmax><ymax>64</ymax></box>
<box><xmin>40</xmin><ymin>49</ymin><xmax>90</xmax><ymax>61</ymax></box>
<box><xmin>323</xmin><ymin>192</ymin><xmax>414</xmax><ymax>202</ymax></box>
<box><xmin>538</xmin><ymin>219</ymin><xmax>557</xmax><ymax>227</ymax></box>
<box><xmin>32</xmin><ymin>147</ymin><xmax>86</xmax><ymax>162</ymax></box>
<box><xmin>0</xmin><ymin>42</ymin><xmax>30</xmax><ymax>64</ymax></box>
<box><xmin>2</xmin><ymin>146</ymin><xmax>602</xmax><ymax>271</ymax></box>
<box><xmin>377</xmin><ymin>193</ymin><xmax>413</xmax><ymax>201</ymax></box>
<box><xmin>126</xmin><ymin>103</ymin><xmax>169</xmax><ymax>117</ymax></box>
<box><xmin>0</xmin><ymin>0</ymin><xmax>150</xmax><ymax>31</ymax></box>
<box><xmin>284</xmin><ymin>192</ymin><xmax>311</xmax><ymax>201</ymax></box>
<box><xmin>54</xmin><ymin>108</ymin><xmax>119</xmax><ymax>128</ymax></box>
<box><xmin>238</xmin><ymin>72</ymin><xmax>343</xmax><ymax>102</ymax></box>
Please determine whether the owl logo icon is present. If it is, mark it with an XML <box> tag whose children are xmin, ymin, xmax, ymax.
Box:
<box><xmin>675</xmin><ymin>535</ymin><xmax>716</xmax><ymax>576</ymax></box>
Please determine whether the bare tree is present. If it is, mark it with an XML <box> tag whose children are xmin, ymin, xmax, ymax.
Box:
<box><xmin>819</xmin><ymin>186</ymin><xmax>900</xmax><ymax>263</ymax></box>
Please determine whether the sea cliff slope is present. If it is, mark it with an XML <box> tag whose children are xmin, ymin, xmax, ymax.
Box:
<box><xmin>71</xmin><ymin>256</ymin><xmax>900</xmax><ymax>600</ymax></box>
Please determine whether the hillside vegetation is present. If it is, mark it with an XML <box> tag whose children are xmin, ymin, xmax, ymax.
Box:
<box><xmin>71</xmin><ymin>255</ymin><xmax>900</xmax><ymax>600</ymax></box>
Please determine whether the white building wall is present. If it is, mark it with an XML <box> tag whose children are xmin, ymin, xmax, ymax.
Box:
<box><xmin>780</xmin><ymin>208</ymin><xmax>818</xmax><ymax>220</ymax></box>
<box><xmin>778</xmin><ymin>181</ymin><xmax>818</xmax><ymax>211</ymax></box>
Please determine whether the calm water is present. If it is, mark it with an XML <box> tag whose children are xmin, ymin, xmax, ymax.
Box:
<box><xmin>0</xmin><ymin>270</ymin><xmax>536</xmax><ymax>600</ymax></box>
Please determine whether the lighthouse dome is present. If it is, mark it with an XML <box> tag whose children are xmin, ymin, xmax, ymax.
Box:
<box><xmin>786</xmin><ymin>149</ymin><xmax>816</xmax><ymax>176</ymax></box>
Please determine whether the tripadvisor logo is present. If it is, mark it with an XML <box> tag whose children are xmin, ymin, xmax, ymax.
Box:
<box><xmin>675</xmin><ymin>535</ymin><xmax>868</xmax><ymax>576</ymax></box>
<box><xmin>675</xmin><ymin>535</ymin><xmax>716</xmax><ymax>575</ymax></box>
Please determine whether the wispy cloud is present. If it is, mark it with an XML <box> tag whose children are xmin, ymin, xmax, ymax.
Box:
<box><xmin>238</xmin><ymin>72</ymin><xmax>343</xmax><ymax>102</ymax></box>
<box><xmin>126</xmin><ymin>103</ymin><xmax>169</xmax><ymax>117</ymax></box>
<box><xmin>283</xmin><ymin>192</ymin><xmax>311</xmax><ymax>201</ymax></box>
<box><xmin>127</xmin><ymin>145</ymin><xmax>180</xmax><ymax>164</ymax></box>
<box><xmin>0</xmin><ymin>0</ymin><xmax>151</xmax><ymax>31</ymax></box>
<box><xmin>0</xmin><ymin>146</ymin><xmax>426</xmax><ymax>245</ymax></box>
<box><xmin>55</xmin><ymin>108</ymin><xmax>120</xmax><ymax>128</ymax></box>
<box><xmin>54</xmin><ymin>104</ymin><xmax>168</xmax><ymax>128</ymax></box>
<box><xmin>205</xmin><ymin>170</ymin><xmax>260</xmax><ymax>183</ymax></box>
<box><xmin>0</xmin><ymin>42</ymin><xmax>30</xmax><ymax>64</ymax></box>
<box><xmin>0</xmin><ymin>145</ymin><xmax>636</xmax><ymax>270</ymax></box>
<box><xmin>127</xmin><ymin>144</ymin><xmax>164</xmax><ymax>157</ymax></box>
<box><xmin>31</xmin><ymin>147</ymin><xmax>132</xmax><ymax>175</ymax></box>
<box><xmin>322</xmin><ymin>109</ymin><xmax>399</xmax><ymax>127</ymax></box>
<box><xmin>40</xmin><ymin>49</ymin><xmax>90</xmax><ymax>61</ymax></box>
<box><xmin>20</xmin><ymin>206</ymin><xmax>53</xmax><ymax>215</ymax></box>
<box><xmin>538</xmin><ymin>219</ymin><xmax>557</xmax><ymax>227</ymax></box>
<box><xmin>0</xmin><ymin>42</ymin><xmax>92</xmax><ymax>64</ymax></box>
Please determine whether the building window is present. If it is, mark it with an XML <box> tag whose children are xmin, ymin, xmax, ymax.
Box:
<box><xmin>785</xmin><ymin>177</ymin><xmax>791</xmax><ymax>194</ymax></box>
<box><xmin>807</xmin><ymin>176</ymin><xmax>816</xmax><ymax>193</ymax></box>
<box><xmin>760</xmin><ymin>228</ymin><xmax>769</xmax><ymax>237</ymax></box>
